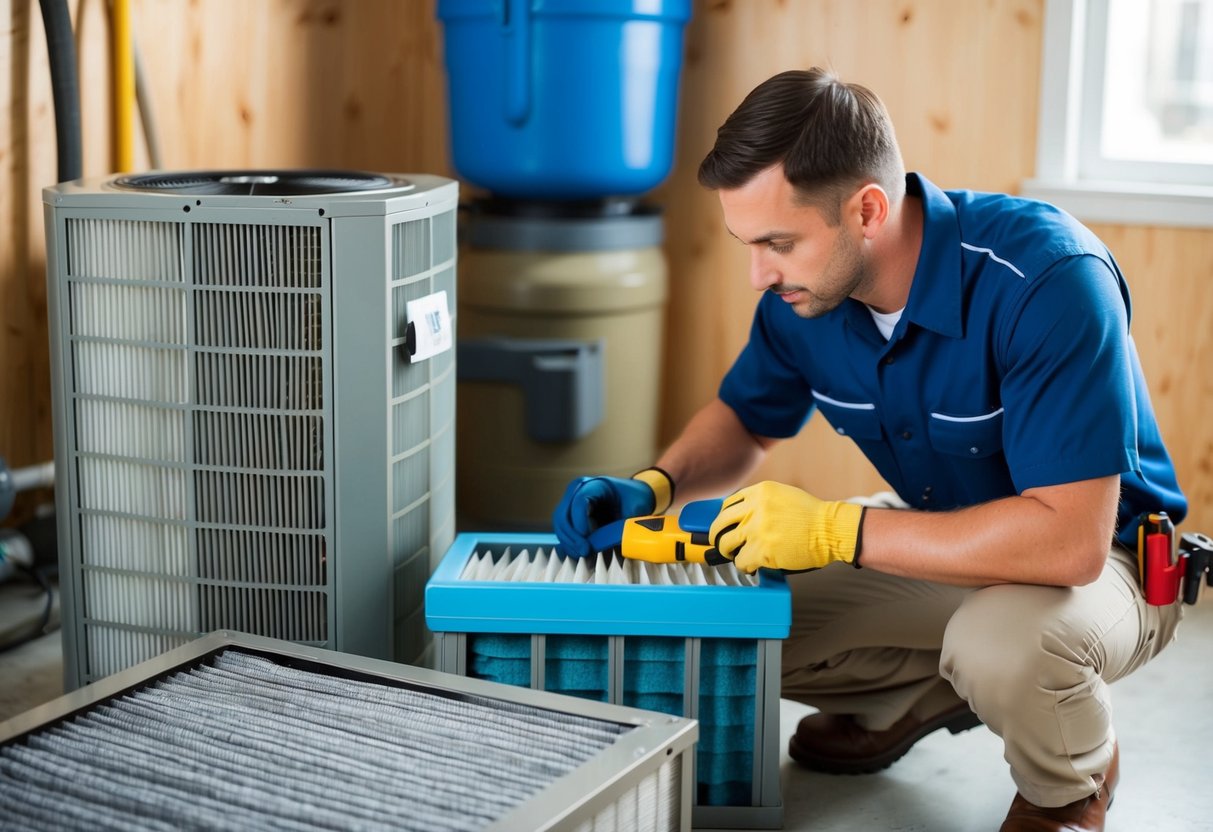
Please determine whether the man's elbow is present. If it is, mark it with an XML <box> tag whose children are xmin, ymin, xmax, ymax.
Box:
<box><xmin>1065</xmin><ymin>538</ymin><xmax>1114</xmax><ymax>586</ymax></box>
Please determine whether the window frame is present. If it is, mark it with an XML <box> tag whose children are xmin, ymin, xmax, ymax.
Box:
<box><xmin>1022</xmin><ymin>0</ymin><xmax>1213</xmax><ymax>228</ymax></box>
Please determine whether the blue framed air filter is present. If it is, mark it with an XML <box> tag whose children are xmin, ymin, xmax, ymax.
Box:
<box><xmin>426</xmin><ymin>533</ymin><xmax>791</xmax><ymax>830</ymax></box>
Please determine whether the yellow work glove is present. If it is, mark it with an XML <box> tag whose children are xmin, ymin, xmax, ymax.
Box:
<box><xmin>708</xmin><ymin>481</ymin><xmax>866</xmax><ymax>574</ymax></box>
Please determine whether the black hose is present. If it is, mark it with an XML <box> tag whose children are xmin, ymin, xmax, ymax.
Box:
<box><xmin>38</xmin><ymin>0</ymin><xmax>83</xmax><ymax>183</ymax></box>
<box><xmin>0</xmin><ymin>564</ymin><xmax>57</xmax><ymax>654</ymax></box>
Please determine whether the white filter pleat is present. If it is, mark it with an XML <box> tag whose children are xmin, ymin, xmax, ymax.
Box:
<box><xmin>605</xmin><ymin>557</ymin><xmax>628</xmax><ymax>585</ymax></box>
<box><xmin>460</xmin><ymin>545</ymin><xmax>760</xmax><ymax>587</ymax></box>
<box><xmin>520</xmin><ymin>552</ymin><xmax>549</xmax><ymax>582</ymax></box>
<box><xmin>555</xmin><ymin>557</ymin><xmax>576</xmax><ymax>583</ymax></box>
<box><xmin>500</xmin><ymin>551</ymin><xmax>530</xmax><ymax>582</ymax></box>
<box><xmin>542</xmin><ymin>550</ymin><xmax>562</xmax><ymax>583</ymax></box>
<box><xmin>630</xmin><ymin>560</ymin><xmax>649</xmax><ymax>585</ymax></box>
<box><xmin>573</xmin><ymin>558</ymin><xmax>591</xmax><ymax>584</ymax></box>
<box><xmin>686</xmin><ymin>564</ymin><xmax>709</xmax><ymax>586</ymax></box>
<box><xmin>463</xmin><ymin>552</ymin><xmax>490</xmax><ymax>581</ymax></box>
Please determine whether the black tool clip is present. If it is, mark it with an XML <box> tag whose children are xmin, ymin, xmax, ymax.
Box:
<box><xmin>1180</xmin><ymin>532</ymin><xmax>1213</xmax><ymax>605</ymax></box>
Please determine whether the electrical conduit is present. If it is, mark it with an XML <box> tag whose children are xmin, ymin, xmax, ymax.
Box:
<box><xmin>110</xmin><ymin>0</ymin><xmax>134</xmax><ymax>172</ymax></box>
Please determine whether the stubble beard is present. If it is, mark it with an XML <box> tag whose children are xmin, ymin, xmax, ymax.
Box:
<box><xmin>780</xmin><ymin>230</ymin><xmax>869</xmax><ymax>319</ymax></box>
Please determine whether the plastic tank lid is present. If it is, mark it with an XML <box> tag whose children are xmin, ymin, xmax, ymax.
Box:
<box><xmin>437</xmin><ymin>0</ymin><xmax>692</xmax><ymax>22</ymax></box>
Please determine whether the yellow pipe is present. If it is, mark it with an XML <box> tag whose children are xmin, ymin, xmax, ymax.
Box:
<box><xmin>111</xmin><ymin>0</ymin><xmax>134</xmax><ymax>172</ymax></box>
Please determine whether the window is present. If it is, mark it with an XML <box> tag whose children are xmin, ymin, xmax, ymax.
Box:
<box><xmin>1023</xmin><ymin>0</ymin><xmax>1213</xmax><ymax>227</ymax></box>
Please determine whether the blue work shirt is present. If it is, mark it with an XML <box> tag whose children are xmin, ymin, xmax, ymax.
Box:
<box><xmin>719</xmin><ymin>173</ymin><xmax>1186</xmax><ymax>546</ymax></box>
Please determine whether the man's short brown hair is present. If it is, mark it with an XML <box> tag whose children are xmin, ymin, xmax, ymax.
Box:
<box><xmin>698</xmin><ymin>68</ymin><xmax>905</xmax><ymax>224</ymax></box>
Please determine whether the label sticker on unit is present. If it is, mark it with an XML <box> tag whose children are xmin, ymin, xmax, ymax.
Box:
<box><xmin>406</xmin><ymin>290</ymin><xmax>452</xmax><ymax>362</ymax></box>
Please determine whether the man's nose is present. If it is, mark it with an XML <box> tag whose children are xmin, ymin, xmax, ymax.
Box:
<box><xmin>749</xmin><ymin>249</ymin><xmax>779</xmax><ymax>292</ymax></box>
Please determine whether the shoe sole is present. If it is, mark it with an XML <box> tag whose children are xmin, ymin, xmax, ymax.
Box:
<box><xmin>788</xmin><ymin>710</ymin><xmax>982</xmax><ymax>775</ymax></box>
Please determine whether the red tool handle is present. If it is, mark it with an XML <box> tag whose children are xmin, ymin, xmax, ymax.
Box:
<box><xmin>1144</xmin><ymin>531</ymin><xmax>1185</xmax><ymax>606</ymax></box>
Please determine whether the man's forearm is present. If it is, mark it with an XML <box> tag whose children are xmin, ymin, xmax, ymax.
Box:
<box><xmin>858</xmin><ymin>475</ymin><xmax>1121</xmax><ymax>587</ymax></box>
<box><xmin>654</xmin><ymin>398</ymin><xmax>774</xmax><ymax>506</ymax></box>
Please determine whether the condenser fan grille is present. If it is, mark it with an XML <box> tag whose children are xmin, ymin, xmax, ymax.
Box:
<box><xmin>112</xmin><ymin>169</ymin><xmax>401</xmax><ymax>196</ymax></box>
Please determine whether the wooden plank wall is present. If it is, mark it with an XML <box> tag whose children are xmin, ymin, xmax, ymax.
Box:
<box><xmin>1</xmin><ymin>0</ymin><xmax>1209</xmax><ymax>530</ymax></box>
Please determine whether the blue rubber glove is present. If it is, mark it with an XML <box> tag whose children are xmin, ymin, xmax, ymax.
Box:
<box><xmin>553</xmin><ymin>468</ymin><xmax>674</xmax><ymax>557</ymax></box>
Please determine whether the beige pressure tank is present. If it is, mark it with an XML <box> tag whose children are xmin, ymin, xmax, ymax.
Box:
<box><xmin>456</xmin><ymin>204</ymin><xmax>667</xmax><ymax>530</ymax></box>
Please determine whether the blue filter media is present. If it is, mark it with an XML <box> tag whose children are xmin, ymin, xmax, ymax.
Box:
<box><xmin>697</xmin><ymin>639</ymin><xmax>757</xmax><ymax>806</ymax></box>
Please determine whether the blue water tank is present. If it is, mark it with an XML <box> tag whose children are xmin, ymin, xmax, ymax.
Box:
<box><xmin>436</xmin><ymin>0</ymin><xmax>692</xmax><ymax>200</ymax></box>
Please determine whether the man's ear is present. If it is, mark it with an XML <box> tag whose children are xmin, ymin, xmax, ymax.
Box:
<box><xmin>852</xmin><ymin>184</ymin><xmax>890</xmax><ymax>239</ymax></box>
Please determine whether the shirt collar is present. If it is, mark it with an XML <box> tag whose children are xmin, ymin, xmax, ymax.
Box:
<box><xmin>901</xmin><ymin>172</ymin><xmax>964</xmax><ymax>339</ymax></box>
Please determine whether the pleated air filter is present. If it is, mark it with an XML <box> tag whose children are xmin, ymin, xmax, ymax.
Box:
<box><xmin>43</xmin><ymin>171</ymin><xmax>459</xmax><ymax>689</ymax></box>
<box><xmin>426</xmin><ymin>534</ymin><xmax>792</xmax><ymax>830</ymax></box>
<box><xmin>0</xmin><ymin>632</ymin><xmax>697</xmax><ymax>831</ymax></box>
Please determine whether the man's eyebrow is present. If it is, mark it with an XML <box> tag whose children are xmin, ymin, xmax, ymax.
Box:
<box><xmin>724</xmin><ymin>228</ymin><xmax>794</xmax><ymax>245</ymax></box>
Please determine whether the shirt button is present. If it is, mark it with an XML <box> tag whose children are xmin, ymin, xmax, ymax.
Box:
<box><xmin>901</xmin><ymin>430</ymin><xmax>913</xmax><ymax>440</ymax></box>
<box><xmin>836</xmin><ymin>427</ymin><xmax>846</xmax><ymax>435</ymax></box>
<box><xmin>969</xmin><ymin>446</ymin><xmax>980</xmax><ymax>454</ymax></box>
<box><xmin>923</xmin><ymin>485</ymin><xmax>933</xmax><ymax>494</ymax></box>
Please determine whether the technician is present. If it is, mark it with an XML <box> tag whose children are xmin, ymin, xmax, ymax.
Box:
<box><xmin>552</xmin><ymin>68</ymin><xmax>1186</xmax><ymax>832</ymax></box>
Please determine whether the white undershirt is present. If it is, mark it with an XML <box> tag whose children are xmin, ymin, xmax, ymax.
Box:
<box><xmin>867</xmin><ymin>306</ymin><xmax>905</xmax><ymax>341</ymax></box>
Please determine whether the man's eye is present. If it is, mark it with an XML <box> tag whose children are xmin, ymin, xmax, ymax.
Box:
<box><xmin>769</xmin><ymin>241</ymin><xmax>794</xmax><ymax>254</ymax></box>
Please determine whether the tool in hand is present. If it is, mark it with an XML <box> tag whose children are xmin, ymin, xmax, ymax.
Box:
<box><xmin>585</xmin><ymin>498</ymin><xmax>731</xmax><ymax>565</ymax></box>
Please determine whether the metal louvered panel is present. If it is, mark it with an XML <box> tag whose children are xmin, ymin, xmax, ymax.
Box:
<box><xmin>71</xmin><ymin>342</ymin><xmax>188</xmax><ymax>401</ymax></box>
<box><xmin>76</xmin><ymin>458</ymin><xmax>188</xmax><ymax>519</ymax></box>
<box><xmin>69</xmin><ymin>283</ymin><xmax>186</xmax><ymax>342</ymax></box>
<box><xmin>189</xmin><ymin>221</ymin><xmax>333</xmax><ymax>653</ymax></box>
<box><xmin>66</xmin><ymin>218</ymin><xmax>182</xmax><ymax>281</ymax></box>
<box><xmin>194</xmin><ymin>352</ymin><xmax>324</xmax><ymax>410</ymax></box>
<box><xmin>56</xmin><ymin>215</ymin><xmax>335</xmax><ymax>682</ymax></box>
<box><xmin>192</xmin><ymin>223</ymin><xmax>322</xmax><ymax>288</ymax></box>
<box><xmin>194</xmin><ymin>289</ymin><xmax>324</xmax><ymax>350</ymax></box>
<box><xmin>74</xmin><ymin>400</ymin><xmax>186</xmax><ymax>461</ymax></box>
<box><xmin>389</xmin><ymin>210</ymin><xmax>457</xmax><ymax>664</ymax></box>
<box><xmin>195</xmin><ymin>529</ymin><xmax>325</xmax><ymax>585</ymax></box>
<box><xmin>46</xmin><ymin>172</ymin><xmax>458</xmax><ymax>688</ymax></box>
<box><xmin>79</xmin><ymin>515</ymin><xmax>190</xmax><ymax>574</ymax></box>
<box><xmin>193</xmin><ymin>411</ymin><xmax>323</xmax><ymax>470</ymax></box>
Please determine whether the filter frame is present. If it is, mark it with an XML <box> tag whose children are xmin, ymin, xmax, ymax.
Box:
<box><xmin>0</xmin><ymin>631</ymin><xmax>698</xmax><ymax>832</ymax></box>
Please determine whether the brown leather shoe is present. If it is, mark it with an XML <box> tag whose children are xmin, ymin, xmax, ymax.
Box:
<box><xmin>788</xmin><ymin>702</ymin><xmax>981</xmax><ymax>774</ymax></box>
<box><xmin>999</xmin><ymin>742</ymin><xmax>1119</xmax><ymax>832</ymax></box>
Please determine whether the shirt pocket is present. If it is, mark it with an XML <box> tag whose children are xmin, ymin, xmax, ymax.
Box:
<box><xmin>811</xmin><ymin>390</ymin><xmax>883</xmax><ymax>440</ymax></box>
<box><xmin>927</xmin><ymin>408</ymin><xmax>1005</xmax><ymax>458</ymax></box>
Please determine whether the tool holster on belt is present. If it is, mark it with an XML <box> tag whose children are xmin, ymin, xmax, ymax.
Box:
<box><xmin>1137</xmin><ymin>511</ymin><xmax>1213</xmax><ymax>605</ymax></box>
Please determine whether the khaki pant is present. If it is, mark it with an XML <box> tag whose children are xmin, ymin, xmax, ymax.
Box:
<box><xmin>781</xmin><ymin>540</ymin><xmax>1183</xmax><ymax>807</ymax></box>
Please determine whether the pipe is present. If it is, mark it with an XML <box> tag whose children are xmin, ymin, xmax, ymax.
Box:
<box><xmin>133</xmin><ymin>36</ymin><xmax>162</xmax><ymax>168</ymax></box>
<box><xmin>11</xmin><ymin>462</ymin><xmax>56</xmax><ymax>493</ymax></box>
<box><xmin>110</xmin><ymin>0</ymin><xmax>135</xmax><ymax>171</ymax></box>
<box><xmin>38</xmin><ymin>0</ymin><xmax>84</xmax><ymax>183</ymax></box>
<box><xmin>0</xmin><ymin>458</ymin><xmax>55</xmax><ymax>523</ymax></box>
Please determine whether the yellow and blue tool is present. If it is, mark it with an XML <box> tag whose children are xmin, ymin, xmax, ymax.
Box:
<box><xmin>587</xmin><ymin>498</ymin><xmax>730</xmax><ymax>565</ymax></box>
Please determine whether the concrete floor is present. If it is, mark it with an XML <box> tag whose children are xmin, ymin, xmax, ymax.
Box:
<box><xmin>2</xmin><ymin>578</ymin><xmax>1211</xmax><ymax>831</ymax></box>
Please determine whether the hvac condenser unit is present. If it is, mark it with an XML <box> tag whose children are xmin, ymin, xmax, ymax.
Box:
<box><xmin>43</xmin><ymin>170</ymin><xmax>458</xmax><ymax>689</ymax></box>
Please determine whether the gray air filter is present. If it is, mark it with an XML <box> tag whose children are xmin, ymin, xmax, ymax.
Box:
<box><xmin>0</xmin><ymin>632</ymin><xmax>697</xmax><ymax>831</ymax></box>
<box><xmin>43</xmin><ymin>170</ymin><xmax>458</xmax><ymax>688</ymax></box>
